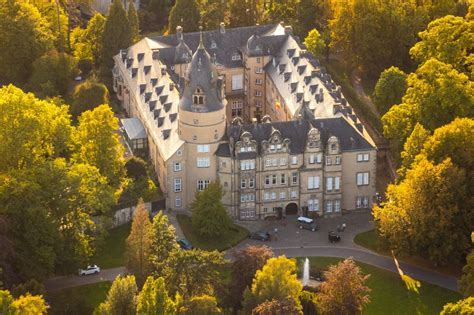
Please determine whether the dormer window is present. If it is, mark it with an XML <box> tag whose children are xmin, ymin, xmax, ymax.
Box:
<box><xmin>193</xmin><ymin>87</ymin><xmax>205</xmax><ymax>105</ymax></box>
<box><xmin>231</xmin><ymin>52</ymin><xmax>241</xmax><ymax>61</ymax></box>
<box><xmin>211</xmin><ymin>40</ymin><xmax>217</xmax><ymax>49</ymax></box>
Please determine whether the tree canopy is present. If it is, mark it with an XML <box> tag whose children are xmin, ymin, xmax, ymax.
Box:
<box><xmin>96</xmin><ymin>275</ymin><xmax>138</xmax><ymax>314</ymax></box>
<box><xmin>373</xmin><ymin>66</ymin><xmax>408</xmax><ymax>115</ymax></box>
<box><xmin>149</xmin><ymin>211</ymin><xmax>178</xmax><ymax>276</ymax></box>
<box><xmin>168</xmin><ymin>0</ymin><xmax>200</xmax><ymax>33</ymax></box>
<box><xmin>71</xmin><ymin>79</ymin><xmax>109</xmax><ymax>117</ymax></box>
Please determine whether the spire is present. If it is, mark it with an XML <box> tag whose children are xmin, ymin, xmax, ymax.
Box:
<box><xmin>198</xmin><ymin>26</ymin><xmax>204</xmax><ymax>49</ymax></box>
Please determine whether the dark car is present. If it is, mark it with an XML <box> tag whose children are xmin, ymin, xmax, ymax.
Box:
<box><xmin>297</xmin><ymin>217</ymin><xmax>318</xmax><ymax>232</ymax></box>
<box><xmin>328</xmin><ymin>231</ymin><xmax>341</xmax><ymax>243</ymax></box>
<box><xmin>249</xmin><ymin>231</ymin><xmax>271</xmax><ymax>241</ymax></box>
<box><xmin>177</xmin><ymin>239</ymin><xmax>193</xmax><ymax>250</ymax></box>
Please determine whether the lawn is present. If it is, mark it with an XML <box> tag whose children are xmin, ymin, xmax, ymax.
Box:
<box><xmin>355</xmin><ymin>229</ymin><xmax>463</xmax><ymax>277</ymax></box>
<box><xmin>93</xmin><ymin>223</ymin><xmax>131</xmax><ymax>269</ymax></box>
<box><xmin>298</xmin><ymin>257</ymin><xmax>461</xmax><ymax>315</ymax></box>
<box><xmin>177</xmin><ymin>214</ymin><xmax>249</xmax><ymax>251</ymax></box>
<box><xmin>46</xmin><ymin>281</ymin><xmax>111</xmax><ymax>315</ymax></box>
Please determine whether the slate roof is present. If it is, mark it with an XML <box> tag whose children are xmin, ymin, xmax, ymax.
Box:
<box><xmin>227</xmin><ymin>116</ymin><xmax>374</xmax><ymax>156</ymax></box>
<box><xmin>150</xmin><ymin>24</ymin><xmax>288</xmax><ymax>67</ymax></box>
<box><xmin>121</xmin><ymin>118</ymin><xmax>146</xmax><ymax>140</ymax></box>
<box><xmin>216</xmin><ymin>143</ymin><xmax>231</xmax><ymax>157</ymax></box>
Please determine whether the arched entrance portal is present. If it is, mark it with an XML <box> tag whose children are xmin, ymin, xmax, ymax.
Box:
<box><xmin>285</xmin><ymin>203</ymin><xmax>298</xmax><ymax>216</ymax></box>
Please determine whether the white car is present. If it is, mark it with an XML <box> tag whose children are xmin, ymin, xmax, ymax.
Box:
<box><xmin>78</xmin><ymin>265</ymin><xmax>100</xmax><ymax>276</ymax></box>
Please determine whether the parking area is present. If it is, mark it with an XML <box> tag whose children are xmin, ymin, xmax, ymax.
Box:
<box><xmin>235</xmin><ymin>211</ymin><xmax>374</xmax><ymax>249</ymax></box>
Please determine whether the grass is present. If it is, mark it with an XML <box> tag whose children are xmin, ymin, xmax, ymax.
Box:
<box><xmin>177</xmin><ymin>214</ymin><xmax>249</xmax><ymax>251</ymax></box>
<box><xmin>93</xmin><ymin>223</ymin><xmax>131</xmax><ymax>269</ymax></box>
<box><xmin>298</xmin><ymin>257</ymin><xmax>461</xmax><ymax>315</ymax></box>
<box><xmin>354</xmin><ymin>229</ymin><xmax>463</xmax><ymax>277</ymax></box>
<box><xmin>46</xmin><ymin>281</ymin><xmax>111</xmax><ymax>315</ymax></box>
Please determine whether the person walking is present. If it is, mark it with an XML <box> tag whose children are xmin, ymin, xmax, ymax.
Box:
<box><xmin>274</xmin><ymin>227</ymin><xmax>278</xmax><ymax>241</ymax></box>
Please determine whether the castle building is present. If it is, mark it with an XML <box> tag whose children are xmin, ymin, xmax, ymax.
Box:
<box><xmin>113</xmin><ymin>23</ymin><xmax>377</xmax><ymax>220</ymax></box>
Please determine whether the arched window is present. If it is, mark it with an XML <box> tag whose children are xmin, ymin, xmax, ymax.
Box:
<box><xmin>193</xmin><ymin>87</ymin><xmax>205</xmax><ymax>105</ymax></box>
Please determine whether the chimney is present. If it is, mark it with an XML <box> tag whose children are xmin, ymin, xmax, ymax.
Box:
<box><xmin>176</xmin><ymin>25</ymin><xmax>183</xmax><ymax>40</ymax></box>
<box><xmin>284</xmin><ymin>25</ymin><xmax>293</xmax><ymax>35</ymax></box>
<box><xmin>219</xmin><ymin>22</ymin><xmax>225</xmax><ymax>34</ymax></box>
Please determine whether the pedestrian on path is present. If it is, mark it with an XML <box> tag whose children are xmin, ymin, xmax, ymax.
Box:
<box><xmin>274</xmin><ymin>227</ymin><xmax>278</xmax><ymax>241</ymax></box>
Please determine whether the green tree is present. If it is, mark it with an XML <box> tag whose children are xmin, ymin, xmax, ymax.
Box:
<box><xmin>191</xmin><ymin>182</ymin><xmax>233</xmax><ymax>238</ymax></box>
<box><xmin>139</xmin><ymin>0</ymin><xmax>170</xmax><ymax>33</ymax></box>
<box><xmin>28</xmin><ymin>50</ymin><xmax>77</xmax><ymax>98</ymax></box>
<box><xmin>252</xmin><ymin>298</ymin><xmax>302</xmax><ymax>315</ymax></box>
<box><xmin>0</xmin><ymin>0</ymin><xmax>53</xmax><ymax>86</ymax></box>
<box><xmin>228</xmin><ymin>0</ymin><xmax>260</xmax><ymax>27</ymax></box>
<box><xmin>71</xmin><ymin>104</ymin><xmax>125</xmax><ymax>186</ymax></box>
<box><xmin>96</xmin><ymin>275</ymin><xmax>138</xmax><ymax>315</ymax></box>
<box><xmin>441</xmin><ymin>297</ymin><xmax>474</xmax><ymax>315</ymax></box>
<box><xmin>137</xmin><ymin>276</ymin><xmax>176</xmax><ymax>315</ymax></box>
<box><xmin>410</xmin><ymin>14</ymin><xmax>473</xmax><ymax>76</ymax></box>
<box><xmin>374</xmin><ymin>157</ymin><xmax>468</xmax><ymax>264</ymax></box>
<box><xmin>230</xmin><ymin>245</ymin><xmax>274</xmax><ymax>311</ymax></box>
<box><xmin>459</xmin><ymin>233</ymin><xmax>474</xmax><ymax>297</ymax></box>
<box><xmin>128</xmin><ymin>0</ymin><xmax>140</xmax><ymax>42</ymax></box>
<box><xmin>295</xmin><ymin>0</ymin><xmax>318</xmax><ymax>37</ymax></box>
<box><xmin>149</xmin><ymin>211</ymin><xmax>178</xmax><ymax>276</ymax></box>
<box><xmin>100</xmin><ymin>0</ymin><xmax>132</xmax><ymax>79</ymax></box>
<box><xmin>199</xmin><ymin>0</ymin><xmax>227</xmax><ymax>30</ymax></box>
<box><xmin>71</xmin><ymin>13</ymin><xmax>106</xmax><ymax>69</ymax></box>
<box><xmin>168</xmin><ymin>0</ymin><xmax>200</xmax><ymax>33</ymax></box>
<box><xmin>318</xmin><ymin>258</ymin><xmax>371</xmax><ymax>315</ymax></box>
<box><xmin>242</xmin><ymin>256</ymin><xmax>303</xmax><ymax>314</ymax></box>
<box><xmin>0</xmin><ymin>85</ymin><xmax>71</xmax><ymax>172</ymax></box>
<box><xmin>177</xmin><ymin>295</ymin><xmax>222</xmax><ymax>315</ymax></box>
<box><xmin>398</xmin><ymin>123</ymin><xmax>430</xmax><ymax>178</ymax></box>
<box><xmin>304</xmin><ymin>29</ymin><xmax>325</xmax><ymax>57</ymax></box>
<box><xmin>373</xmin><ymin>66</ymin><xmax>408</xmax><ymax>115</ymax></box>
<box><xmin>164</xmin><ymin>249</ymin><xmax>226</xmax><ymax>298</ymax></box>
<box><xmin>71</xmin><ymin>79</ymin><xmax>110</xmax><ymax>117</ymax></box>
<box><xmin>0</xmin><ymin>290</ymin><xmax>48</xmax><ymax>315</ymax></box>
<box><xmin>268</xmin><ymin>0</ymin><xmax>297</xmax><ymax>25</ymax></box>
<box><xmin>126</xmin><ymin>199</ymin><xmax>153</xmax><ymax>285</ymax></box>
<box><xmin>125</xmin><ymin>157</ymin><xmax>148</xmax><ymax>180</ymax></box>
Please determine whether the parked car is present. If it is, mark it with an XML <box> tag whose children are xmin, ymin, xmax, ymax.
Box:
<box><xmin>297</xmin><ymin>216</ymin><xmax>318</xmax><ymax>232</ymax></box>
<box><xmin>328</xmin><ymin>231</ymin><xmax>341</xmax><ymax>243</ymax></box>
<box><xmin>78</xmin><ymin>265</ymin><xmax>100</xmax><ymax>276</ymax></box>
<box><xmin>177</xmin><ymin>239</ymin><xmax>193</xmax><ymax>250</ymax></box>
<box><xmin>249</xmin><ymin>231</ymin><xmax>271</xmax><ymax>241</ymax></box>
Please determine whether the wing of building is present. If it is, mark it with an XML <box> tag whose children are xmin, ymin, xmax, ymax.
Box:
<box><xmin>113</xmin><ymin>23</ymin><xmax>377</xmax><ymax>220</ymax></box>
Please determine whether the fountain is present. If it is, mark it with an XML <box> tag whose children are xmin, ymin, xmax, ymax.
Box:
<box><xmin>299</xmin><ymin>257</ymin><xmax>322</xmax><ymax>289</ymax></box>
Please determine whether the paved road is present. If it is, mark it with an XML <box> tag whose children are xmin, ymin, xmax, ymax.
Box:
<box><xmin>44</xmin><ymin>212</ymin><xmax>459</xmax><ymax>293</ymax></box>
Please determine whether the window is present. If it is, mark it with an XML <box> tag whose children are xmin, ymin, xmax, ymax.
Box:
<box><xmin>240</xmin><ymin>160</ymin><xmax>255</xmax><ymax>170</ymax></box>
<box><xmin>231</xmin><ymin>52</ymin><xmax>241</xmax><ymax>61</ymax></box>
<box><xmin>279</xmin><ymin>192</ymin><xmax>286</xmax><ymax>199</ymax></box>
<box><xmin>177</xmin><ymin>149</ymin><xmax>182</xmax><ymax>156</ymax></box>
<box><xmin>175</xmin><ymin>197</ymin><xmax>181</xmax><ymax>207</ymax></box>
<box><xmin>241</xmin><ymin>194</ymin><xmax>246</xmax><ymax>202</ymax></box>
<box><xmin>280</xmin><ymin>174</ymin><xmax>286</xmax><ymax>185</ymax></box>
<box><xmin>197</xmin><ymin>145</ymin><xmax>209</xmax><ymax>153</ymax></box>
<box><xmin>197</xmin><ymin>180</ymin><xmax>210</xmax><ymax>191</ymax></box>
<box><xmin>174</xmin><ymin>162</ymin><xmax>181</xmax><ymax>172</ymax></box>
<box><xmin>255</xmin><ymin>90</ymin><xmax>262</xmax><ymax>97</ymax></box>
<box><xmin>249</xmin><ymin>178</ymin><xmax>255</xmax><ymax>188</ymax></box>
<box><xmin>271</xmin><ymin>158</ymin><xmax>278</xmax><ymax>166</ymax></box>
<box><xmin>308</xmin><ymin>176</ymin><xmax>320</xmax><ymax>189</ymax></box>
<box><xmin>326</xmin><ymin>200</ymin><xmax>333</xmax><ymax>213</ymax></box>
<box><xmin>241</xmin><ymin>179</ymin><xmax>246</xmax><ymax>189</ymax></box>
<box><xmin>356</xmin><ymin>172</ymin><xmax>370</xmax><ymax>186</ymax></box>
<box><xmin>335</xmin><ymin>155</ymin><xmax>341</xmax><ymax>165</ymax></box>
<box><xmin>255</xmin><ymin>100</ymin><xmax>262</xmax><ymax>107</ymax></box>
<box><xmin>265</xmin><ymin>159</ymin><xmax>271</xmax><ymax>167</ymax></box>
<box><xmin>309</xmin><ymin>154</ymin><xmax>315</xmax><ymax>164</ymax></box>
<box><xmin>335</xmin><ymin>177</ymin><xmax>341</xmax><ymax>191</ymax></box>
<box><xmin>197</xmin><ymin>157</ymin><xmax>210</xmax><ymax>168</ymax></box>
<box><xmin>271</xmin><ymin>192</ymin><xmax>276</xmax><ymax>200</ymax></box>
<box><xmin>256</xmin><ymin>78</ymin><xmax>263</xmax><ymax>85</ymax></box>
<box><xmin>265</xmin><ymin>175</ymin><xmax>270</xmax><ymax>186</ymax></box>
<box><xmin>280</xmin><ymin>158</ymin><xmax>287</xmax><ymax>166</ymax></box>
<box><xmin>356</xmin><ymin>196</ymin><xmax>369</xmax><ymax>209</ymax></box>
<box><xmin>308</xmin><ymin>199</ymin><xmax>319</xmax><ymax>211</ymax></box>
<box><xmin>231</xmin><ymin>100</ymin><xmax>243</xmax><ymax>117</ymax></box>
<box><xmin>174</xmin><ymin>178</ymin><xmax>182</xmax><ymax>192</ymax></box>
<box><xmin>193</xmin><ymin>88</ymin><xmax>204</xmax><ymax>105</ymax></box>
<box><xmin>232</xmin><ymin>75</ymin><xmax>243</xmax><ymax>90</ymax></box>
<box><xmin>292</xmin><ymin>172</ymin><xmax>298</xmax><ymax>184</ymax></box>
<box><xmin>326</xmin><ymin>156</ymin><xmax>332</xmax><ymax>166</ymax></box>
<box><xmin>316</xmin><ymin>153</ymin><xmax>322</xmax><ymax>163</ymax></box>
<box><xmin>291</xmin><ymin>191</ymin><xmax>297</xmax><ymax>198</ymax></box>
<box><xmin>256</xmin><ymin>57</ymin><xmax>261</xmax><ymax>63</ymax></box>
<box><xmin>334</xmin><ymin>199</ymin><xmax>341</xmax><ymax>212</ymax></box>
<box><xmin>291</xmin><ymin>156</ymin><xmax>298</xmax><ymax>165</ymax></box>
<box><xmin>272</xmin><ymin>174</ymin><xmax>277</xmax><ymax>185</ymax></box>
<box><xmin>326</xmin><ymin>177</ymin><xmax>333</xmax><ymax>192</ymax></box>
<box><xmin>264</xmin><ymin>192</ymin><xmax>270</xmax><ymax>200</ymax></box>
<box><xmin>357</xmin><ymin>153</ymin><xmax>370</xmax><ymax>162</ymax></box>
<box><xmin>255</xmin><ymin>67</ymin><xmax>263</xmax><ymax>74</ymax></box>
<box><xmin>221</xmin><ymin>161</ymin><xmax>227</xmax><ymax>168</ymax></box>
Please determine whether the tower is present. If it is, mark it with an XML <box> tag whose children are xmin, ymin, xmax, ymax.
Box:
<box><xmin>178</xmin><ymin>28</ymin><xmax>227</xmax><ymax>143</ymax></box>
